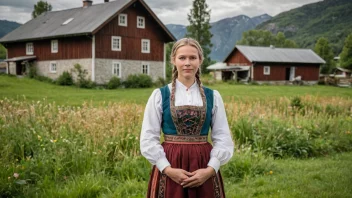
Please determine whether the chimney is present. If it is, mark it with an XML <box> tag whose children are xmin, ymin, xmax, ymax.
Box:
<box><xmin>104</xmin><ymin>0</ymin><xmax>109</xmax><ymax>2</ymax></box>
<box><xmin>83</xmin><ymin>0</ymin><xmax>93</xmax><ymax>8</ymax></box>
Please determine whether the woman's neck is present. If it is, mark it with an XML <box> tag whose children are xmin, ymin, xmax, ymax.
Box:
<box><xmin>177</xmin><ymin>77</ymin><xmax>195</xmax><ymax>89</ymax></box>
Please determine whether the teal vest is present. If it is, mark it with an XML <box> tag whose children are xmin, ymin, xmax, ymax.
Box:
<box><xmin>160</xmin><ymin>85</ymin><xmax>213</xmax><ymax>136</ymax></box>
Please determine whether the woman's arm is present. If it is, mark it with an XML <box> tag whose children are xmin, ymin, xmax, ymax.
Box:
<box><xmin>207</xmin><ymin>90</ymin><xmax>234</xmax><ymax>173</ymax></box>
<box><xmin>140</xmin><ymin>89</ymin><xmax>171</xmax><ymax>173</ymax></box>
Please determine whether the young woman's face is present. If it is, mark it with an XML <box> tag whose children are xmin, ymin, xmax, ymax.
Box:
<box><xmin>173</xmin><ymin>45</ymin><xmax>201</xmax><ymax>81</ymax></box>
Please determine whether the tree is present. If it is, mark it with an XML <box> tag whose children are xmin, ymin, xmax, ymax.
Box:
<box><xmin>0</xmin><ymin>44</ymin><xmax>6</xmax><ymax>59</ymax></box>
<box><xmin>32</xmin><ymin>1</ymin><xmax>52</xmax><ymax>18</ymax></box>
<box><xmin>314</xmin><ymin>37</ymin><xmax>335</xmax><ymax>74</ymax></box>
<box><xmin>165</xmin><ymin>42</ymin><xmax>174</xmax><ymax>82</ymax></box>
<box><xmin>237</xmin><ymin>30</ymin><xmax>297</xmax><ymax>48</ymax></box>
<box><xmin>185</xmin><ymin>0</ymin><xmax>213</xmax><ymax>74</ymax></box>
<box><xmin>340</xmin><ymin>33</ymin><xmax>352</xmax><ymax>70</ymax></box>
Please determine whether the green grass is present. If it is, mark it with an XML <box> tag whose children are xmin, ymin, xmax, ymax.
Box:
<box><xmin>0</xmin><ymin>75</ymin><xmax>351</xmax><ymax>197</ymax></box>
<box><xmin>0</xmin><ymin>75</ymin><xmax>351</xmax><ymax>106</ymax></box>
<box><xmin>225</xmin><ymin>152</ymin><xmax>352</xmax><ymax>198</ymax></box>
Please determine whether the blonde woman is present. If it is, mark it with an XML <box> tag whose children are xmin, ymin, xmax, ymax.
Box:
<box><xmin>140</xmin><ymin>38</ymin><xmax>234</xmax><ymax>198</ymax></box>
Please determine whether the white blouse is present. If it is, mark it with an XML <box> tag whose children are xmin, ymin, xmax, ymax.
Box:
<box><xmin>140</xmin><ymin>80</ymin><xmax>234</xmax><ymax>173</ymax></box>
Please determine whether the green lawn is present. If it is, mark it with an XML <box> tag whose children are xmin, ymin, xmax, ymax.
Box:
<box><xmin>0</xmin><ymin>75</ymin><xmax>351</xmax><ymax>197</ymax></box>
<box><xmin>225</xmin><ymin>152</ymin><xmax>352</xmax><ymax>198</ymax></box>
<box><xmin>0</xmin><ymin>75</ymin><xmax>351</xmax><ymax>106</ymax></box>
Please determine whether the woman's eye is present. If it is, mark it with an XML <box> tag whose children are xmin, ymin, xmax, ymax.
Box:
<box><xmin>179</xmin><ymin>57</ymin><xmax>185</xmax><ymax>60</ymax></box>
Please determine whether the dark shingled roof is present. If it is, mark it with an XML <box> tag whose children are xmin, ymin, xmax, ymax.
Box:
<box><xmin>0</xmin><ymin>0</ymin><xmax>175</xmax><ymax>43</ymax></box>
<box><xmin>225</xmin><ymin>45</ymin><xmax>326</xmax><ymax>64</ymax></box>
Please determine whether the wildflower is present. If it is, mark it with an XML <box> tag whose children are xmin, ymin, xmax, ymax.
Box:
<box><xmin>37</xmin><ymin>135</ymin><xmax>41</xmax><ymax>140</ymax></box>
<box><xmin>50</xmin><ymin>139</ymin><xmax>57</xmax><ymax>143</ymax></box>
<box><xmin>346</xmin><ymin>131</ymin><xmax>351</xmax><ymax>134</ymax></box>
<box><xmin>8</xmin><ymin>177</ymin><xmax>11</xmax><ymax>180</ymax></box>
<box><xmin>13</xmin><ymin>173</ymin><xmax>19</xmax><ymax>179</ymax></box>
<box><xmin>269</xmin><ymin>171</ymin><xmax>273</xmax><ymax>175</ymax></box>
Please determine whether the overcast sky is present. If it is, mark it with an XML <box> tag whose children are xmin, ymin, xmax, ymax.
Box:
<box><xmin>0</xmin><ymin>0</ymin><xmax>322</xmax><ymax>25</ymax></box>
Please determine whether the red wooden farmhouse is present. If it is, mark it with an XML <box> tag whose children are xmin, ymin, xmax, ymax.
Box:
<box><xmin>0</xmin><ymin>0</ymin><xmax>175</xmax><ymax>84</ymax></box>
<box><xmin>208</xmin><ymin>45</ymin><xmax>326</xmax><ymax>84</ymax></box>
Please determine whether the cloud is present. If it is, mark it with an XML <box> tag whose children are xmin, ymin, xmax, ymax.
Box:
<box><xmin>0</xmin><ymin>0</ymin><xmax>323</xmax><ymax>25</ymax></box>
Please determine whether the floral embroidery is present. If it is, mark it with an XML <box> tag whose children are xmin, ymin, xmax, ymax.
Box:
<box><xmin>170</xmin><ymin>82</ymin><xmax>207</xmax><ymax>136</ymax></box>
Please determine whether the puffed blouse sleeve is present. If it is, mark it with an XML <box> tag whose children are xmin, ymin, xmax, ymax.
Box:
<box><xmin>207</xmin><ymin>90</ymin><xmax>235</xmax><ymax>173</ymax></box>
<box><xmin>140</xmin><ymin>89</ymin><xmax>171</xmax><ymax>173</ymax></box>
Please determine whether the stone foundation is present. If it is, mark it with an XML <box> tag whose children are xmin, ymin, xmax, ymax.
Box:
<box><xmin>95</xmin><ymin>59</ymin><xmax>163</xmax><ymax>84</ymax></box>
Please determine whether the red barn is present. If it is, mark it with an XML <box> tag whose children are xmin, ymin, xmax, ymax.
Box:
<box><xmin>209</xmin><ymin>45</ymin><xmax>326</xmax><ymax>84</ymax></box>
<box><xmin>0</xmin><ymin>0</ymin><xmax>175</xmax><ymax>84</ymax></box>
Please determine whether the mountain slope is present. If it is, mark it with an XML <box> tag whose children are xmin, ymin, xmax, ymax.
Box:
<box><xmin>0</xmin><ymin>20</ymin><xmax>21</xmax><ymax>39</ymax></box>
<box><xmin>256</xmin><ymin>0</ymin><xmax>352</xmax><ymax>54</ymax></box>
<box><xmin>166</xmin><ymin>14</ymin><xmax>271</xmax><ymax>61</ymax></box>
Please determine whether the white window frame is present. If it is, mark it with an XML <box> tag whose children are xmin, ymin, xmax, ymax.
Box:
<box><xmin>50</xmin><ymin>61</ymin><xmax>57</xmax><ymax>73</ymax></box>
<box><xmin>118</xmin><ymin>14</ymin><xmax>127</xmax><ymax>27</ymax></box>
<box><xmin>26</xmin><ymin>43</ymin><xmax>34</xmax><ymax>55</ymax></box>
<box><xmin>111</xmin><ymin>36</ymin><xmax>121</xmax><ymax>51</ymax></box>
<box><xmin>141</xmin><ymin>39</ymin><xmax>150</xmax><ymax>53</ymax></box>
<box><xmin>141</xmin><ymin>62</ymin><xmax>150</xmax><ymax>75</ymax></box>
<box><xmin>51</xmin><ymin>40</ymin><xmax>58</xmax><ymax>53</ymax></box>
<box><xmin>112</xmin><ymin>61</ymin><xmax>121</xmax><ymax>78</ymax></box>
<box><xmin>264</xmin><ymin>66</ymin><xmax>270</xmax><ymax>75</ymax></box>
<box><xmin>137</xmin><ymin>16</ymin><xmax>145</xmax><ymax>28</ymax></box>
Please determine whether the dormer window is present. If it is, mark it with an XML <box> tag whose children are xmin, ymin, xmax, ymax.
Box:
<box><xmin>26</xmin><ymin>43</ymin><xmax>33</xmax><ymax>55</ymax></box>
<box><xmin>137</xmin><ymin>16</ymin><xmax>145</xmax><ymax>28</ymax></box>
<box><xmin>51</xmin><ymin>40</ymin><xmax>58</xmax><ymax>53</ymax></box>
<box><xmin>62</xmin><ymin>18</ymin><xmax>74</xmax><ymax>25</ymax></box>
<box><xmin>119</xmin><ymin>14</ymin><xmax>127</xmax><ymax>26</ymax></box>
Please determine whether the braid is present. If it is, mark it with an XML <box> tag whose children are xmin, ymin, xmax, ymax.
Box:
<box><xmin>171</xmin><ymin>66</ymin><xmax>178</xmax><ymax>101</ymax></box>
<box><xmin>195</xmin><ymin>68</ymin><xmax>202</xmax><ymax>87</ymax></box>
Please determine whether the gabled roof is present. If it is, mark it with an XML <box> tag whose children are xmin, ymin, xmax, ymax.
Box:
<box><xmin>0</xmin><ymin>0</ymin><xmax>175</xmax><ymax>43</ymax></box>
<box><xmin>224</xmin><ymin>45</ymin><xmax>326</xmax><ymax>64</ymax></box>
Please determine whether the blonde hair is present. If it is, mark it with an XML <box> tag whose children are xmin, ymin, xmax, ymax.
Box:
<box><xmin>170</xmin><ymin>38</ymin><xmax>204</xmax><ymax>87</ymax></box>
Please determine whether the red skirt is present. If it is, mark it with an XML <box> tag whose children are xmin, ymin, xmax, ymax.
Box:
<box><xmin>147</xmin><ymin>142</ymin><xmax>225</xmax><ymax>198</ymax></box>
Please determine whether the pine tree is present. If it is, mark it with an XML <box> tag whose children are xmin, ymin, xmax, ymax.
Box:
<box><xmin>185</xmin><ymin>0</ymin><xmax>213</xmax><ymax>74</ymax></box>
<box><xmin>32</xmin><ymin>1</ymin><xmax>52</xmax><ymax>18</ymax></box>
<box><xmin>314</xmin><ymin>37</ymin><xmax>335</xmax><ymax>74</ymax></box>
<box><xmin>340</xmin><ymin>33</ymin><xmax>352</xmax><ymax>70</ymax></box>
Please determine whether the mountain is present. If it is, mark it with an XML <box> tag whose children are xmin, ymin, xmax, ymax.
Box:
<box><xmin>256</xmin><ymin>0</ymin><xmax>352</xmax><ymax>55</ymax></box>
<box><xmin>166</xmin><ymin>14</ymin><xmax>271</xmax><ymax>61</ymax></box>
<box><xmin>0</xmin><ymin>20</ymin><xmax>21</xmax><ymax>39</ymax></box>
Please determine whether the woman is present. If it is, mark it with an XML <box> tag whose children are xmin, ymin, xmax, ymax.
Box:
<box><xmin>140</xmin><ymin>38</ymin><xmax>234</xmax><ymax>198</ymax></box>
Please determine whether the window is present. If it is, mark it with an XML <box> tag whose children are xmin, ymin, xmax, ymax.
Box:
<box><xmin>141</xmin><ymin>39</ymin><xmax>150</xmax><ymax>53</ymax></box>
<box><xmin>264</xmin><ymin>66</ymin><xmax>270</xmax><ymax>75</ymax></box>
<box><xmin>51</xmin><ymin>40</ymin><xmax>58</xmax><ymax>53</ymax></box>
<box><xmin>141</xmin><ymin>62</ymin><xmax>149</xmax><ymax>75</ymax></box>
<box><xmin>26</xmin><ymin>43</ymin><xmax>33</xmax><ymax>55</ymax></box>
<box><xmin>111</xmin><ymin>36</ymin><xmax>121</xmax><ymax>51</ymax></box>
<box><xmin>62</xmin><ymin>18</ymin><xmax>74</xmax><ymax>25</ymax></box>
<box><xmin>137</xmin><ymin>16</ymin><xmax>145</xmax><ymax>28</ymax></box>
<box><xmin>50</xmin><ymin>61</ymin><xmax>57</xmax><ymax>73</ymax></box>
<box><xmin>118</xmin><ymin>14</ymin><xmax>127</xmax><ymax>26</ymax></box>
<box><xmin>112</xmin><ymin>62</ymin><xmax>121</xmax><ymax>77</ymax></box>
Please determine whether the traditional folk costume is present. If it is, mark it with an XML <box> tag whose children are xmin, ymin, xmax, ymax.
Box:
<box><xmin>141</xmin><ymin>80</ymin><xmax>234</xmax><ymax>198</ymax></box>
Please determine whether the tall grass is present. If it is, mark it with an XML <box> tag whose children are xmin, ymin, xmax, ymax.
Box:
<box><xmin>0</xmin><ymin>95</ymin><xmax>351</xmax><ymax>197</ymax></box>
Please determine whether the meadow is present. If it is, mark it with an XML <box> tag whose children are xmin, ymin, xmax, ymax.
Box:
<box><xmin>0</xmin><ymin>75</ymin><xmax>351</xmax><ymax>197</ymax></box>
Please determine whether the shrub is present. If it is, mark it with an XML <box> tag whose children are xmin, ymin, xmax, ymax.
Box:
<box><xmin>56</xmin><ymin>71</ymin><xmax>74</xmax><ymax>86</ymax></box>
<box><xmin>107</xmin><ymin>76</ymin><xmax>121</xmax><ymax>89</ymax></box>
<box><xmin>124</xmin><ymin>74</ymin><xmax>153</xmax><ymax>88</ymax></box>
<box><xmin>71</xmin><ymin>63</ymin><xmax>96</xmax><ymax>89</ymax></box>
<box><xmin>27</xmin><ymin>64</ymin><xmax>37</xmax><ymax>78</ymax></box>
<box><xmin>154</xmin><ymin>77</ymin><xmax>168</xmax><ymax>87</ymax></box>
<box><xmin>290</xmin><ymin>96</ymin><xmax>304</xmax><ymax>110</ymax></box>
<box><xmin>34</xmin><ymin>75</ymin><xmax>54</xmax><ymax>83</ymax></box>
